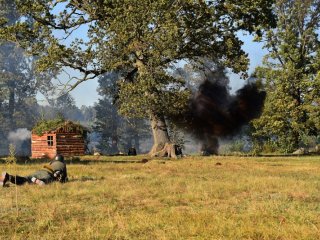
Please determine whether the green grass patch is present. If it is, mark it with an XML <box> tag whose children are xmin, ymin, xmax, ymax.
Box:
<box><xmin>1</xmin><ymin>156</ymin><xmax>320</xmax><ymax>239</ymax></box>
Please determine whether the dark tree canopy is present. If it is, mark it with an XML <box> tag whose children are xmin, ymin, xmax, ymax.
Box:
<box><xmin>0</xmin><ymin>0</ymin><xmax>276</xmax><ymax>155</ymax></box>
<box><xmin>0</xmin><ymin>0</ymin><xmax>275</xmax><ymax>92</ymax></box>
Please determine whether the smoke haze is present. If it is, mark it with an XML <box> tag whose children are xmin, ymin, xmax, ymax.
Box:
<box><xmin>8</xmin><ymin>128</ymin><xmax>32</xmax><ymax>156</ymax></box>
<box><xmin>173</xmin><ymin>70</ymin><xmax>266</xmax><ymax>154</ymax></box>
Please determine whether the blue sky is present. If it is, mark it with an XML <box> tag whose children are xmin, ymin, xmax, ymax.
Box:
<box><xmin>65</xmin><ymin>34</ymin><xmax>268</xmax><ymax>107</ymax></box>
<box><xmin>36</xmin><ymin>4</ymin><xmax>269</xmax><ymax>108</ymax></box>
<box><xmin>228</xmin><ymin>34</ymin><xmax>268</xmax><ymax>92</ymax></box>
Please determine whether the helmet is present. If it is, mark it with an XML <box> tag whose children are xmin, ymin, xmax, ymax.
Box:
<box><xmin>55</xmin><ymin>154</ymin><xmax>64</xmax><ymax>162</ymax></box>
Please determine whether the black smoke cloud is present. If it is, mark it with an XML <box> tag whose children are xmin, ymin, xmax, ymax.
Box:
<box><xmin>173</xmin><ymin>80</ymin><xmax>266</xmax><ymax>154</ymax></box>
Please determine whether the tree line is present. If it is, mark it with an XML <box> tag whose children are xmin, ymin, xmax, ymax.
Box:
<box><xmin>0</xmin><ymin>0</ymin><xmax>319</xmax><ymax>155</ymax></box>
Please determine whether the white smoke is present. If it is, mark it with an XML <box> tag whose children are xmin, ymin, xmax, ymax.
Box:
<box><xmin>8</xmin><ymin>128</ymin><xmax>31</xmax><ymax>156</ymax></box>
<box><xmin>8</xmin><ymin>128</ymin><xmax>31</xmax><ymax>142</ymax></box>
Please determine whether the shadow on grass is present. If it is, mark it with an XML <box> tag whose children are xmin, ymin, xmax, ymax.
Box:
<box><xmin>2</xmin><ymin>176</ymin><xmax>103</xmax><ymax>188</ymax></box>
<box><xmin>68</xmin><ymin>176</ymin><xmax>104</xmax><ymax>182</ymax></box>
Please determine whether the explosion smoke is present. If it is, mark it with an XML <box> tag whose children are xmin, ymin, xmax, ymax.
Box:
<box><xmin>8</xmin><ymin>128</ymin><xmax>31</xmax><ymax>156</ymax></box>
<box><xmin>174</xmin><ymin>78</ymin><xmax>266</xmax><ymax>155</ymax></box>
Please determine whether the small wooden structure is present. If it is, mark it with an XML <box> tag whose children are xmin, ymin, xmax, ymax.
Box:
<box><xmin>31</xmin><ymin>121</ymin><xmax>87</xmax><ymax>159</ymax></box>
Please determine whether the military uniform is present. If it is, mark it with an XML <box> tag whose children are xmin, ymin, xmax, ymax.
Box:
<box><xmin>1</xmin><ymin>155</ymin><xmax>68</xmax><ymax>186</ymax></box>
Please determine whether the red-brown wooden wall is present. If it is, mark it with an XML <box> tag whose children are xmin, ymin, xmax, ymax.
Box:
<box><xmin>31</xmin><ymin>132</ymin><xmax>85</xmax><ymax>159</ymax></box>
<box><xmin>31</xmin><ymin>133</ymin><xmax>57</xmax><ymax>159</ymax></box>
<box><xmin>56</xmin><ymin>133</ymin><xmax>85</xmax><ymax>157</ymax></box>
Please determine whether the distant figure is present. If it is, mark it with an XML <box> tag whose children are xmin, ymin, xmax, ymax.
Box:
<box><xmin>128</xmin><ymin>147</ymin><xmax>137</xmax><ymax>156</ymax></box>
<box><xmin>200</xmin><ymin>150</ymin><xmax>210</xmax><ymax>156</ymax></box>
<box><xmin>0</xmin><ymin>154</ymin><xmax>68</xmax><ymax>187</ymax></box>
<box><xmin>175</xmin><ymin>145</ymin><xmax>183</xmax><ymax>156</ymax></box>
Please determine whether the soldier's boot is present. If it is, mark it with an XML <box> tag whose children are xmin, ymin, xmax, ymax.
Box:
<box><xmin>0</xmin><ymin>172</ymin><xmax>9</xmax><ymax>187</ymax></box>
<box><xmin>31</xmin><ymin>177</ymin><xmax>45</xmax><ymax>186</ymax></box>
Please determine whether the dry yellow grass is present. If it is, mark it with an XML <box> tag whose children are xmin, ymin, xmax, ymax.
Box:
<box><xmin>0</xmin><ymin>155</ymin><xmax>320</xmax><ymax>239</ymax></box>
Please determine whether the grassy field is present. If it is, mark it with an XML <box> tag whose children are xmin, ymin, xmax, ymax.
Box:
<box><xmin>0</xmin><ymin>155</ymin><xmax>320</xmax><ymax>240</ymax></box>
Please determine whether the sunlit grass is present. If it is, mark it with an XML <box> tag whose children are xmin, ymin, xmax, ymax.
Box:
<box><xmin>1</xmin><ymin>155</ymin><xmax>320</xmax><ymax>239</ymax></box>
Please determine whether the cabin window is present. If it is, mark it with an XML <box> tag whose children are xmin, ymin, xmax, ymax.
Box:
<box><xmin>47</xmin><ymin>135</ymin><xmax>54</xmax><ymax>146</ymax></box>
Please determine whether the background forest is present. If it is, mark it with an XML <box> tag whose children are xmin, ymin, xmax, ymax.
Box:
<box><xmin>0</xmin><ymin>0</ymin><xmax>319</xmax><ymax>156</ymax></box>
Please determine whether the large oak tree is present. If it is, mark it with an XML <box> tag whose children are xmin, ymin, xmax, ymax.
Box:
<box><xmin>0</xmin><ymin>0</ymin><xmax>275</xmax><ymax>155</ymax></box>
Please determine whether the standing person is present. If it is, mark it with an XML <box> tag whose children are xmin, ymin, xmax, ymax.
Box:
<box><xmin>0</xmin><ymin>154</ymin><xmax>68</xmax><ymax>187</ymax></box>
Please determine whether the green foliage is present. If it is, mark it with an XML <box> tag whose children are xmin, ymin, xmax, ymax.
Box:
<box><xmin>0</xmin><ymin>0</ymin><xmax>61</xmax><ymax>156</ymax></box>
<box><xmin>0</xmin><ymin>0</ymin><xmax>47</xmax><ymax>154</ymax></box>
<box><xmin>6</xmin><ymin>143</ymin><xmax>17</xmax><ymax>165</ymax></box>
<box><xmin>52</xmin><ymin>93</ymin><xmax>83</xmax><ymax>120</ymax></box>
<box><xmin>32</xmin><ymin>116</ymin><xmax>86</xmax><ymax>136</ymax></box>
<box><xmin>262</xmin><ymin>140</ymin><xmax>277</xmax><ymax>154</ymax></box>
<box><xmin>94</xmin><ymin>75</ymin><xmax>151</xmax><ymax>154</ymax></box>
<box><xmin>93</xmin><ymin>97</ymin><xmax>123</xmax><ymax>154</ymax></box>
<box><xmin>228</xmin><ymin>140</ymin><xmax>246</xmax><ymax>153</ymax></box>
<box><xmin>0</xmin><ymin>1</ymin><xmax>276</xmax><ymax>142</ymax></box>
<box><xmin>167</xmin><ymin>121</ymin><xmax>186</xmax><ymax>150</ymax></box>
<box><xmin>252</xmin><ymin>0</ymin><xmax>320</xmax><ymax>153</ymax></box>
<box><xmin>32</xmin><ymin>116</ymin><xmax>65</xmax><ymax>135</ymax></box>
<box><xmin>118</xmin><ymin>70</ymin><xmax>191</xmax><ymax>118</ymax></box>
<box><xmin>300</xmin><ymin>134</ymin><xmax>318</xmax><ymax>149</ymax></box>
<box><xmin>220</xmin><ymin>139</ymin><xmax>248</xmax><ymax>155</ymax></box>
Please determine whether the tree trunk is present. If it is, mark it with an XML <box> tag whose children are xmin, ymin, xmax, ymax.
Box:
<box><xmin>149</xmin><ymin>114</ymin><xmax>170</xmax><ymax>156</ymax></box>
<box><xmin>111</xmin><ymin>135</ymin><xmax>119</xmax><ymax>154</ymax></box>
<box><xmin>133</xmin><ymin>132</ymin><xmax>140</xmax><ymax>153</ymax></box>
<box><xmin>8</xmin><ymin>82</ymin><xmax>15</xmax><ymax>129</ymax></box>
<box><xmin>291</xmin><ymin>132</ymin><xmax>300</xmax><ymax>152</ymax></box>
<box><xmin>151</xmin><ymin>143</ymin><xmax>179</xmax><ymax>159</ymax></box>
<box><xmin>135</xmin><ymin>60</ymin><xmax>175</xmax><ymax>158</ymax></box>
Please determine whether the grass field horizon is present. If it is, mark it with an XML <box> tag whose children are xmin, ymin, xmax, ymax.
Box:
<box><xmin>1</xmin><ymin>155</ymin><xmax>320</xmax><ymax>239</ymax></box>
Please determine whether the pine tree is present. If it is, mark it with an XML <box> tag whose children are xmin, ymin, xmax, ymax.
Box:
<box><xmin>0</xmin><ymin>0</ymin><xmax>37</xmax><ymax>153</ymax></box>
<box><xmin>0</xmin><ymin>0</ymin><xmax>276</xmax><ymax>155</ymax></box>
<box><xmin>94</xmin><ymin>72</ymin><xmax>150</xmax><ymax>154</ymax></box>
<box><xmin>0</xmin><ymin>0</ymin><xmax>57</xmax><ymax>154</ymax></box>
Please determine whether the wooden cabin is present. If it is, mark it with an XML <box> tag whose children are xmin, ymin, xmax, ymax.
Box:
<box><xmin>31</xmin><ymin>121</ymin><xmax>87</xmax><ymax>159</ymax></box>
